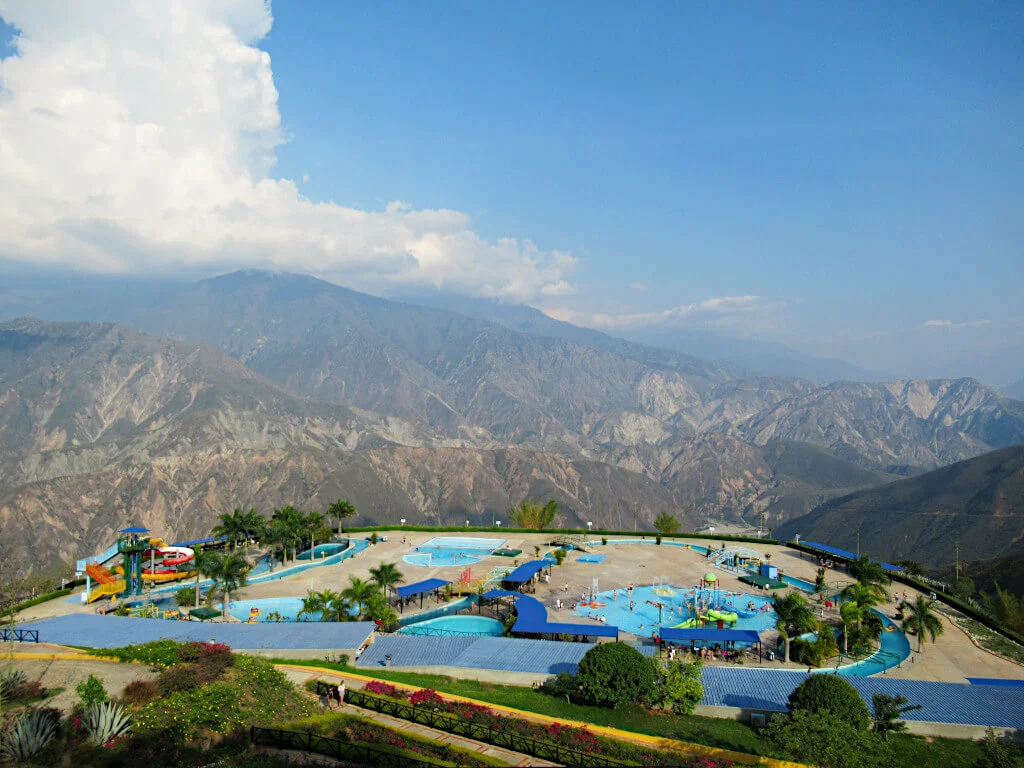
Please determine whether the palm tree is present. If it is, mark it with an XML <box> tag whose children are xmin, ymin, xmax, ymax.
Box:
<box><xmin>304</xmin><ymin>510</ymin><xmax>333</xmax><ymax>559</ymax></box>
<box><xmin>212</xmin><ymin>509</ymin><xmax>247</xmax><ymax>549</ymax></box>
<box><xmin>327</xmin><ymin>498</ymin><xmax>357</xmax><ymax>535</ymax></box>
<box><xmin>368</xmin><ymin>562</ymin><xmax>405</xmax><ymax>598</ymax></box>
<box><xmin>903</xmin><ymin>596</ymin><xmax>944</xmax><ymax>652</ymax></box>
<box><xmin>299</xmin><ymin>588</ymin><xmax>350</xmax><ymax>622</ymax></box>
<box><xmin>270</xmin><ymin>506</ymin><xmax>305</xmax><ymax>563</ymax></box>
<box><xmin>509</xmin><ymin>499</ymin><xmax>559</xmax><ymax>530</ymax></box>
<box><xmin>197</xmin><ymin>551</ymin><xmax>251</xmax><ymax>621</ymax></box>
<box><xmin>843</xmin><ymin>580</ymin><xmax>889</xmax><ymax>607</ymax></box>
<box><xmin>849</xmin><ymin>555</ymin><xmax>892</xmax><ymax>588</ymax></box>
<box><xmin>240</xmin><ymin>508</ymin><xmax>267</xmax><ymax>546</ymax></box>
<box><xmin>773</xmin><ymin>591</ymin><xmax>817</xmax><ymax>663</ymax></box>
<box><xmin>839</xmin><ymin>601</ymin><xmax>862</xmax><ymax>654</ymax></box>
<box><xmin>342</xmin><ymin>576</ymin><xmax>381</xmax><ymax>620</ymax></box>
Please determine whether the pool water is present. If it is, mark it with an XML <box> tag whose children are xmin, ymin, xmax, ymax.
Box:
<box><xmin>397</xmin><ymin>614</ymin><xmax>504</xmax><ymax>637</ymax></box>
<box><xmin>573</xmin><ymin>585</ymin><xmax>777</xmax><ymax>637</ymax></box>
<box><xmin>834</xmin><ymin>611</ymin><xmax>911</xmax><ymax>676</ymax></box>
<box><xmin>298</xmin><ymin>543</ymin><xmax>347</xmax><ymax>560</ymax></box>
<box><xmin>228</xmin><ymin>596</ymin><xmax>359</xmax><ymax>622</ymax></box>
<box><xmin>403</xmin><ymin>536</ymin><xmax>506</xmax><ymax>567</ymax></box>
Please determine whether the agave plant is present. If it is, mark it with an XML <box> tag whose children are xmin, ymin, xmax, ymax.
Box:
<box><xmin>0</xmin><ymin>667</ymin><xmax>28</xmax><ymax>699</ymax></box>
<box><xmin>1</xmin><ymin>709</ymin><xmax>60</xmax><ymax>761</ymax></box>
<box><xmin>82</xmin><ymin>700</ymin><xmax>133</xmax><ymax>746</ymax></box>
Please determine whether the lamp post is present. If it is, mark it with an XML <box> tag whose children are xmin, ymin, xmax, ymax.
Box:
<box><xmin>496</xmin><ymin>521</ymin><xmax>502</xmax><ymax>529</ymax></box>
<box><xmin>400</xmin><ymin>518</ymin><xmax>406</xmax><ymax>526</ymax></box>
<box><xmin>587</xmin><ymin>522</ymin><xmax>593</xmax><ymax>532</ymax></box>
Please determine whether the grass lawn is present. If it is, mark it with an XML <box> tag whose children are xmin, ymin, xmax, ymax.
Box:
<box><xmin>955</xmin><ymin>617</ymin><xmax>1024</xmax><ymax>665</ymax></box>
<box><xmin>274</xmin><ymin>658</ymin><xmax>1019</xmax><ymax>768</ymax></box>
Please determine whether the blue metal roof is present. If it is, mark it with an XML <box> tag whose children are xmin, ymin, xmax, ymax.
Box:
<box><xmin>660</xmin><ymin>627</ymin><xmax>761</xmax><ymax>644</ymax></box>
<box><xmin>118</xmin><ymin>526</ymin><xmax>150</xmax><ymax>533</ymax></box>
<box><xmin>481</xmin><ymin>589</ymin><xmax>525</xmax><ymax>599</ymax></box>
<box><xmin>802</xmin><ymin>541</ymin><xmax>901</xmax><ymax>572</ymax></box>
<box><xmin>396</xmin><ymin>578</ymin><xmax>450</xmax><ymax>598</ymax></box>
<box><xmin>502</xmin><ymin>560</ymin><xmax>549</xmax><ymax>584</ymax></box>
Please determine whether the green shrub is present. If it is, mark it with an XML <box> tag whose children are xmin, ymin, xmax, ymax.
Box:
<box><xmin>786</xmin><ymin>675</ymin><xmax>870</xmax><ymax>732</ymax></box>
<box><xmin>122</xmin><ymin>680</ymin><xmax>159</xmax><ymax>705</ymax></box>
<box><xmin>174</xmin><ymin>586</ymin><xmax>197</xmax><ymax>608</ymax></box>
<box><xmin>539</xmin><ymin>672</ymin><xmax>578</xmax><ymax>702</ymax></box>
<box><xmin>789</xmin><ymin>633</ymin><xmax>837</xmax><ymax>668</ymax></box>
<box><xmin>91</xmin><ymin>639</ymin><xmax>183</xmax><ymax>666</ymax></box>
<box><xmin>576</xmin><ymin>642</ymin><xmax>656</xmax><ymax>709</ymax></box>
<box><xmin>662</xmin><ymin>658</ymin><xmax>704</xmax><ymax>715</ymax></box>
<box><xmin>765</xmin><ymin>710</ymin><xmax>890</xmax><ymax>768</ymax></box>
<box><xmin>76</xmin><ymin>673</ymin><xmax>109</xmax><ymax>707</ymax></box>
<box><xmin>2</xmin><ymin>587</ymin><xmax>74</xmax><ymax>617</ymax></box>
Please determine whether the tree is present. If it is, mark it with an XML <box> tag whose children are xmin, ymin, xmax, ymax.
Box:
<box><xmin>661</xmin><ymin>658</ymin><xmax>703</xmax><ymax>714</ymax></box>
<box><xmin>299</xmin><ymin>588</ymin><xmax>350</xmax><ymax>622</ymax></box>
<box><xmin>893</xmin><ymin>559</ymin><xmax>924</xmax><ymax>576</ymax></box>
<box><xmin>848</xmin><ymin>556</ymin><xmax>891</xmax><ymax>588</ymax></box>
<box><xmin>839</xmin><ymin>601</ymin><xmax>863</xmax><ymax>655</ymax></box>
<box><xmin>553</xmin><ymin>549</ymin><xmax>567</xmax><ymax>566</ymax></box>
<box><xmin>509</xmin><ymin>499</ymin><xmax>558</xmax><ymax>530</ymax></box>
<box><xmin>304</xmin><ymin>510</ymin><xmax>332</xmax><ymax>559</ymax></box>
<box><xmin>653</xmin><ymin>512</ymin><xmax>679</xmax><ymax>535</ymax></box>
<box><xmin>787</xmin><ymin>674</ymin><xmax>871</xmax><ymax>733</ymax></box>
<box><xmin>240</xmin><ymin>508</ymin><xmax>267</xmax><ymax>545</ymax></box>
<box><xmin>368</xmin><ymin>562</ymin><xmax>405</xmax><ymax>597</ymax></box>
<box><xmin>327</xmin><ymin>498</ymin><xmax>357</xmax><ymax>535</ymax></box>
<box><xmin>903</xmin><ymin>596</ymin><xmax>944</xmax><ymax>651</ymax></box>
<box><xmin>765</xmin><ymin>710</ymin><xmax>891</xmax><ymax>768</ymax></box>
<box><xmin>953</xmin><ymin>576</ymin><xmax>976</xmax><ymax>601</ymax></box>
<box><xmin>270</xmin><ymin>506</ymin><xmax>305</xmax><ymax>563</ymax></box>
<box><xmin>174</xmin><ymin>586</ymin><xmax>196</xmax><ymax>608</ymax></box>
<box><xmin>212</xmin><ymin>509</ymin><xmax>247</xmax><ymax>549</ymax></box>
<box><xmin>871</xmin><ymin>693</ymin><xmax>921</xmax><ymax>740</ymax></box>
<box><xmin>814</xmin><ymin>567</ymin><xmax>827</xmax><ymax>593</ymax></box>
<box><xmin>197</xmin><ymin>551</ymin><xmax>251</xmax><ymax>621</ymax></box>
<box><xmin>773</xmin><ymin>592</ymin><xmax>817</xmax><ymax>663</ymax></box>
<box><xmin>842</xmin><ymin>580</ymin><xmax>889</xmax><ymax>607</ymax></box>
<box><xmin>982</xmin><ymin>581</ymin><xmax>1024</xmax><ymax>635</ymax></box>
<box><xmin>576</xmin><ymin>642</ymin><xmax>656</xmax><ymax>709</ymax></box>
<box><xmin>342</xmin><ymin>576</ymin><xmax>380</xmax><ymax>620</ymax></box>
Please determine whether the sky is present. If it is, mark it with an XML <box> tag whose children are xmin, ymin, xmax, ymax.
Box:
<box><xmin>0</xmin><ymin>1</ymin><xmax>1021</xmax><ymax>384</ymax></box>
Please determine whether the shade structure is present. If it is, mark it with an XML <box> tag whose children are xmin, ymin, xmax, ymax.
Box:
<box><xmin>119</xmin><ymin>526</ymin><xmax>150</xmax><ymax>534</ymax></box>
<box><xmin>704</xmin><ymin>572</ymin><xmax>717</xmax><ymax>582</ymax></box>
<box><xmin>396</xmin><ymin>578</ymin><xmax>450</xmax><ymax>598</ymax></box>
<box><xmin>502</xmin><ymin>560</ymin><xmax>549</xmax><ymax>584</ymax></box>
<box><xmin>660</xmin><ymin>627</ymin><xmax>760</xmax><ymax>644</ymax></box>
<box><xmin>188</xmin><ymin>607</ymin><xmax>222</xmax><ymax>621</ymax></box>
<box><xmin>173</xmin><ymin>535</ymin><xmax>229</xmax><ymax>548</ymax></box>
<box><xmin>480</xmin><ymin>591</ymin><xmax>619</xmax><ymax>638</ymax></box>
<box><xmin>802</xmin><ymin>541</ymin><xmax>901</xmax><ymax>572</ymax></box>
<box><xmin>739</xmin><ymin>574</ymin><xmax>787</xmax><ymax>590</ymax></box>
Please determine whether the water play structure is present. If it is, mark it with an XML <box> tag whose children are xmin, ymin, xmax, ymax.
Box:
<box><xmin>76</xmin><ymin>527</ymin><xmax>197</xmax><ymax>603</ymax></box>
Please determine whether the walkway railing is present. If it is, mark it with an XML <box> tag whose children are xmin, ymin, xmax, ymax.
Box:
<box><xmin>339</xmin><ymin>687</ymin><xmax>631</xmax><ymax>768</ymax></box>
<box><xmin>250</xmin><ymin>725</ymin><xmax>437</xmax><ymax>767</ymax></box>
<box><xmin>396</xmin><ymin>626</ymin><xmax>501</xmax><ymax>638</ymax></box>
<box><xmin>0</xmin><ymin>628</ymin><xmax>39</xmax><ymax>643</ymax></box>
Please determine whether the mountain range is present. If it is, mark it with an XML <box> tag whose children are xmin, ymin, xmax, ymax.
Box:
<box><xmin>1</xmin><ymin>270</ymin><xmax>1023</xmax><ymax>576</ymax></box>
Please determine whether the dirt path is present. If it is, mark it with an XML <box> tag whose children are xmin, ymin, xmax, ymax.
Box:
<box><xmin>8</xmin><ymin>658</ymin><xmax>158</xmax><ymax>712</ymax></box>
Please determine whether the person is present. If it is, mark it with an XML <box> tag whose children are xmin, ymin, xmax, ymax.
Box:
<box><xmin>629</xmin><ymin>601</ymin><xmax>634</xmax><ymax>611</ymax></box>
<box><xmin>563</xmin><ymin>583</ymin><xmax>568</xmax><ymax>593</ymax></box>
<box><xmin>402</xmin><ymin>536</ymin><xmax>406</xmax><ymax>544</ymax></box>
<box><xmin>544</xmin><ymin>572</ymin><xmax>549</xmax><ymax>584</ymax></box>
<box><xmin>598</xmin><ymin>615</ymin><xmax>606</xmax><ymax>623</ymax></box>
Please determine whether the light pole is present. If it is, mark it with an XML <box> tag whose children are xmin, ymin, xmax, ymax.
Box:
<box><xmin>400</xmin><ymin>518</ymin><xmax>406</xmax><ymax>526</ymax></box>
<box><xmin>496</xmin><ymin>521</ymin><xmax>502</xmax><ymax>529</ymax></box>
<box><xmin>587</xmin><ymin>522</ymin><xmax>593</xmax><ymax>533</ymax></box>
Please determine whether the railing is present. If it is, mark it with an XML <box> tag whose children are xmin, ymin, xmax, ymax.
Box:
<box><xmin>0</xmin><ymin>628</ymin><xmax>39</xmax><ymax>643</ymax></box>
<box><xmin>339</xmin><ymin>686</ymin><xmax>632</xmax><ymax>767</ymax></box>
<box><xmin>250</xmin><ymin>725</ymin><xmax>437</xmax><ymax>767</ymax></box>
<box><xmin>396</xmin><ymin>626</ymin><xmax>501</xmax><ymax>638</ymax></box>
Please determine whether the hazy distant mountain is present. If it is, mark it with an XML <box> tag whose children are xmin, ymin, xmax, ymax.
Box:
<box><xmin>1005</xmin><ymin>377</ymin><xmax>1024</xmax><ymax>401</ymax></box>
<box><xmin>403</xmin><ymin>294</ymin><xmax>885</xmax><ymax>383</ymax></box>
<box><xmin>776</xmin><ymin>445</ymin><xmax>1024</xmax><ymax>567</ymax></box>
<box><xmin>3</xmin><ymin>272</ymin><xmax>1024</xmax><ymax>574</ymax></box>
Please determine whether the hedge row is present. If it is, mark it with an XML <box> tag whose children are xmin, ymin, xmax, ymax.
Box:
<box><xmin>344</xmin><ymin>524</ymin><xmax>777</xmax><ymax>547</ymax></box>
<box><xmin>1</xmin><ymin>586</ymin><xmax>74</xmax><ymax>618</ymax></box>
<box><xmin>785</xmin><ymin>541</ymin><xmax>1024</xmax><ymax>647</ymax></box>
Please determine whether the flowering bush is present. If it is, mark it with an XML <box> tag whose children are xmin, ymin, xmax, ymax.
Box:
<box><xmin>408</xmin><ymin>687</ymin><xmax>443</xmax><ymax>708</ymax></box>
<box><xmin>363</xmin><ymin>680</ymin><xmax>405</xmax><ymax>698</ymax></box>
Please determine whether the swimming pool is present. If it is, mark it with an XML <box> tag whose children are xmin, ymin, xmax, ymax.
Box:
<box><xmin>403</xmin><ymin>537</ymin><xmax>506</xmax><ymax>567</ymax></box>
<box><xmin>833</xmin><ymin>611</ymin><xmax>911</xmax><ymax>676</ymax></box>
<box><xmin>297</xmin><ymin>542</ymin><xmax>348</xmax><ymax>560</ymax></box>
<box><xmin>573</xmin><ymin>584</ymin><xmax>777</xmax><ymax>637</ymax></box>
<box><xmin>585</xmin><ymin>539</ymin><xmax>710</xmax><ymax>555</ymax></box>
<box><xmin>397</xmin><ymin>615</ymin><xmax>504</xmax><ymax>637</ymax></box>
<box><xmin>227</xmin><ymin>596</ymin><xmax>360</xmax><ymax>622</ymax></box>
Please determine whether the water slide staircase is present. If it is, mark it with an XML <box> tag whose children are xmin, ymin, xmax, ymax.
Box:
<box><xmin>85</xmin><ymin>562</ymin><xmax>126</xmax><ymax>603</ymax></box>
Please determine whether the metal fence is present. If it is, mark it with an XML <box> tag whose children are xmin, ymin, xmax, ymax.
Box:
<box><xmin>0</xmin><ymin>628</ymin><xmax>39</xmax><ymax>643</ymax></box>
<box><xmin>338</xmin><ymin>686</ymin><xmax>632</xmax><ymax>768</ymax></box>
<box><xmin>250</xmin><ymin>725</ymin><xmax>437</xmax><ymax>767</ymax></box>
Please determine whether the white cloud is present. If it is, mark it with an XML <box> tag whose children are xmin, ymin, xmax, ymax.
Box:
<box><xmin>629</xmin><ymin>282</ymin><xmax>648</xmax><ymax>292</ymax></box>
<box><xmin>0</xmin><ymin>1</ymin><xmax>574</xmax><ymax>300</ymax></box>
<box><xmin>543</xmin><ymin>295</ymin><xmax>783</xmax><ymax>331</ymax></box>
<box><xmin>923</xmin><ymin>319</ymin><xmax>991</xmax><ymax>330</ymax></box>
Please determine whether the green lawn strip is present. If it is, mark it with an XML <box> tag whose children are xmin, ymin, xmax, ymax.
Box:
<box><xmin>286</xmin><ymin>711</ymin><xmax>512</xmax><ymax>767</ymax></box>
<box><xmin>886</xmin><ymin>733</ymin><xmax>1002</xmax><ymax>768</ymax></box>
<box><xmin>272</xmin><ymin>659</ymin><xmax>767</xmax><ymax>755</ymax></box>
<box><xmin>955</xmin><ymin>617</ymin><xmax>1024</xmax><ymax>665</ymax></box>
<box><xmin>1</xmin><ymin>586</ymin><xmax>74</xmax><ymax>619</ymax></box>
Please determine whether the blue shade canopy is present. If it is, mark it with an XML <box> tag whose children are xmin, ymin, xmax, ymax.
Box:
<box><xmin>483</xmin><ymin>591</ymin><xmax>618</xmax><ymax>638</ymax></box>
<box><xmin>118</xmin><ymin>526</ymin><xmax>150</xmax><ymax>533</ymax></box>
<box><xmin>396</xmin><ymin>578</ymin><xmax>450</xmax><ymax>598</ymax></box>
<box><xmin>659</xmin><ymin>628</ymin><xmax>761</xmax><ymax>644</ymax></box>
<box><xmin>802</xmin><ymin>541</ymin><xmax>901</xmax><ymax>572</ymax></box>
<box><xmin>502</xmin><ymin>560</ymin><xmax>548</xmax><ymax>584</ymax></box>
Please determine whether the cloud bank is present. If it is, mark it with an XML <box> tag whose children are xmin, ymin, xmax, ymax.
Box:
<box><xmin>543</xmin><ymin>295</ymin><xmax>784</xmax><ymax>331</ymax></box>
<box><xmin>923</xmin><ymin>319</ymin><xmax>991</xmax><ymax>330</ymax></box>
<box><xmin>0</xmin><ymin>0</ymin><xmax>574</xmax><ymax>300</ymax></box>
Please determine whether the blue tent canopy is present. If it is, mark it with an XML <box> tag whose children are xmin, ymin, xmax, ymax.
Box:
<box><xmin>660</xmin><ymin>627</ymin><xmax>761</xmax><ymax>644</ymax></box>
<box><xmin>502</xmin><ymin>560</ymin><xmax>549</xmax><ymax>584</ymax></box>
<box><xmin>396</xmin><ymin>578</ymin><xmax>450</xmax><ymax>598</ymax></box>
<box><xmin>486</xmin><ymin>592</ymin><xmax>618</xmax><ymax>638</ymax></box>
<box><xmin>119</xmin><ymin>527</ymin><xmax>149</xmax><ymax>534</ymax></box>
<box><xmin>802</xmin><ymin>541</ymin><xmax>901</xmax><ymax>573</ymax></box>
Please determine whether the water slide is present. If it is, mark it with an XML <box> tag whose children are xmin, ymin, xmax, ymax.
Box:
<box><xmin>140</xmin><ymin>545</ymin><xmax>196</xmax><ymax>582</ymax></box>
<box><xmin>707</xmin><ymin>609</ymin><xmax>738</xmax><ymax>624</ymax></box>
<box><xmin>85</xmin><ymin>562</ymin><xmax>127</xmax><ymax>603</ymax></box>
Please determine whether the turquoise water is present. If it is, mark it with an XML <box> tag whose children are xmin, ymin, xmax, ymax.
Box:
<box><xmin>403</xmin><ymin>536</ymin><xmax>506</xmax><ymax>567</ymax></box>
<box><xmin>585</xmin><ymin>539</ymin><xmax>710</xmax><ymax>555</ymax></box>
<box><xmin>397</xmin><ymin>597</ymin><xmax>477</xmax><ymax>625</ymax></box>
<box><xmin>574</xmin><ymin>585</ymin><xmax>776</xmax><ymax>637</ymax></box>
<box><xmin>834</xmin><ymin>611</ymin><xmax>912</xmax><ymax>676</ymax></box>
<box><xmin>397</xmin><ymin>614</ymin><xmax>503</xmax><ymax>637</ymax></box>
<box><xmin>297</xmin><ymin>543</ymin><xmax>347</xmax><ymax>560</ymax></box>
<box><xmin>229</xmin><ymin>597</ymin><xmax>307</xmax><ymax>622</ymax></box>
<box><xmin>782</xmin><ymin>575</ymin><xmax>817</xmax><ymax>592</ymax></box>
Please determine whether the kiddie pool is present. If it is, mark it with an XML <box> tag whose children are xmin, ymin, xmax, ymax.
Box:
<box><xmin>403</xmin><ymin>536</ymin><xmax>506</xmax><ymax>567</ymax></box>
<box><xmin>397</xmin><ymin>614</ymin><xmax>504</xmax><ymax>637</ymax></box>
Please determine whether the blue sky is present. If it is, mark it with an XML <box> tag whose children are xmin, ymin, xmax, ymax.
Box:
<box><xmin>0</xmin><ymin>2</ymin><xmax>1021</xmax><ymax>382</ymax></box>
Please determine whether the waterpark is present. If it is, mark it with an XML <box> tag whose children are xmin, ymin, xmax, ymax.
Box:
<box><xmin>9</xmin><ymin>524</ymin><xmax>1024</xmax><ymax>742</ymax></box>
